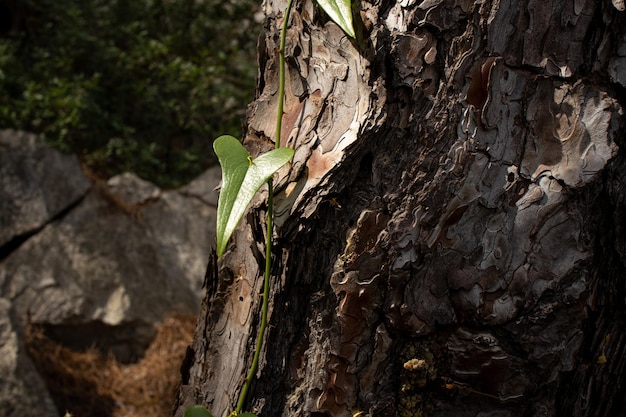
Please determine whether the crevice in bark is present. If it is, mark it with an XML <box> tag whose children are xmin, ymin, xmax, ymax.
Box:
<box><xmin>250</xmin><ymin>122</ymin><xmax>391</xmax><ymax>414</ymax></box>
<box><xmin>555</xmin><ymin>143</ymin><xmax>626</xmax><ymax>416</ymax></box>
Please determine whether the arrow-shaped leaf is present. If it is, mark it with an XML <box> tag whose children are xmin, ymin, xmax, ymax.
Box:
<box><xmin>184</xmin><ymin>405</ymin><xmax>215</xmax><ymax>417</ymax></box>
<box><xmin>214</xmin><ymin>135</ymin><xmax>294</xmax><ymax>258</ymax></box>
<box><xmin>316</xmin><ymin>0</ymin><xmax>355</xmax><ymax>38</ymax></box>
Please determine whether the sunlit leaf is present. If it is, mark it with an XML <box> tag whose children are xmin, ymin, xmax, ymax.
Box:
<box><xmin>316</xmin><ymin>0</ymin><xmax>355</xmax><ymax>38</ymax></box>
<box><xmin>214</xmin><ymin>135</ymin><xmax>294</xmax><ymax>257</ymax></box>
<box><xmin>184</xmin><ymin>405</ymin><xmax>215</xmax><ymax>417</ymax></box>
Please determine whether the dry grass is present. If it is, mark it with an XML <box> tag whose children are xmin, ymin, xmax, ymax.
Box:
<box><xmin>25</xmin><ymin>313</ymin><xmax>196</xmax><ymax>417</ymax></box>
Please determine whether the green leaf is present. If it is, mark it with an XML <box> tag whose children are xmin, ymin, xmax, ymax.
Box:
<box><xmin>238</xmin><ymin>414</ymin><xmax>259</xmax><ymax>417</ymax></box>
<box><xmin>214</xmin><ymin>135</ymin><xmax>294</xmax><ymax>258</ymax></box>
<box><xmin>316</xmin><ymin>0</ymin><xmax>355</xmax><ymax>38</ymax></box>
<box><xmin>184</xmin><ymin>405</ymin><xmax>215</xmax><ymax>417</ymax></box>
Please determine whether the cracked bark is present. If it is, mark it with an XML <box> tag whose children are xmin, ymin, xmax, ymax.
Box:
<box><xmin>174</xmin><ymin>1</ymin><xmax>626</xmax><ymax>416</ymax></box>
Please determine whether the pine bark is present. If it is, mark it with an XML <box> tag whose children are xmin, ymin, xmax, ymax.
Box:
<box><xmin>174</xmin><ymin>1</ymin><xmax>626</xmax><ymax>416</ymax></box>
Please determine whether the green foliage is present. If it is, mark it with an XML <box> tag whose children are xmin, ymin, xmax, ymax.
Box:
<box><xmin>0</xmin><ymin>0</ymin><xmax>259</xmax><ymax>188</ymax></box>
<box><xmin>214</xmin><ymin>135</ymin><xmax>293</xmax><ymax>258</ymax></box>
<box><xmin>202</xmin><ymin>0</ymin><xmax>353</xmax><ymax>414</ymax></box>
<box><xmin>180</xmin><ymin>0</ymin><xmax>354</xmax><ymax>413</ymax></box>
<box><xmin>184</xmin><ymin>405</ymin><xmax>215</xmax><ymax>417</ymax></box>
<box><xmin>316</xmin><ymin>0</ymin><xmax>355</xmax><ymax>38</ymax></box>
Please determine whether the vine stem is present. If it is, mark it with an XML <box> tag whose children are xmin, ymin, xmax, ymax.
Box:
<box><xmin>233</xmin><ymin>0</ymin><xmax>294</xmax><ymax>413</ymax></box>
<box><xmin>275</xmin><ymin>0</ymin><xmax>293</xmax><ymax>149</ymax></box>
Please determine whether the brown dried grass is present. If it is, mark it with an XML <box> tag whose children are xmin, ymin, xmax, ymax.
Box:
<box><xmin>25</xmin><ymin>313</ymin><xmax>196</xmax><ymax>417</ymax></box>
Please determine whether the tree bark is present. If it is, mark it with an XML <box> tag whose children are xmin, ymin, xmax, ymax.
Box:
<box><xmin>174</xmin><ymin>0</ymin><xmax>626</xmax><ymax>416</ymax></box>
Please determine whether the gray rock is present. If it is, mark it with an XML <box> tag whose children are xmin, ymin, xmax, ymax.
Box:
<box><xmin>0</xmin><ymin>130</ymin><xmax>91</xmax><ymax>248</ymax></box>
<box><xmin>1</xmin><ymin>173</ymin><xmax>215</xmax><ymax>357</ymax></box>
<box><xmin>0</xmin><ymin>298</ymin><xmax>58</xmax><ymax>417</ymax></box>
<box><xmin>106</xmin><ymin>172</ymin><xmax>161</xmax><ymax>206</ymax></box>
<box><xmin>0</xmin><ymin>132</ymin><xmax>220</xmax><ymax>416</ymax></box>
<box><xmin>179</xmin><ymin>166</ymin><xmax>221</xmax><ymax>207</ymax></box>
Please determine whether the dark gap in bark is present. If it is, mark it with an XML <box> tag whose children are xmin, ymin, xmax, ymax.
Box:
<box><xmin>555</xmin><ymin>146</ymin><xmax>626</xmax><ymax>416</ymax></box>
<box><xmin>249</xmin><ymin>115</ymin><xmax>392</xmax><ymax>413</ymax></box>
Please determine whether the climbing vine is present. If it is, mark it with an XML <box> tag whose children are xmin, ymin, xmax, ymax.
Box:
<box><xmin>185</xmin><ymin>0</ymin><xmax>355</xmax><ymax>415</ymax></box>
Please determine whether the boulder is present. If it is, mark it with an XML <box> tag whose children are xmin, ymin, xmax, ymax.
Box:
<box><xmin>0</xmin><ymin>297</ymin><xmax>58</xmax><ymax>417</ymax></box>
<box><xmin>0</xmin><ymin>130</ymin><xmax>91</xmax><ymax>249</ymax></box>
<box><xmin>0</xmin><ymin>131</ymin><xmax>220</xmax><ymax>417</ymax></box>
<box><xmin>1</xmin><ymin>171</ymin><xmax>220</xmax><ymax>355</ymax></box>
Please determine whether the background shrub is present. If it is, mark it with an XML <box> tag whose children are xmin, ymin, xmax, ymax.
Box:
<box><xmin>0</xmin><ymin>0</ymin><xmax>260</xmax><ymax>188</ymax></box>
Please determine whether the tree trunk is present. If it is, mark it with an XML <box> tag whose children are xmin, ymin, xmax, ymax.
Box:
<box><xmin>174</xmin><ymin>0</ymin><xmax>626</xmax><ymax>416</ymax></box>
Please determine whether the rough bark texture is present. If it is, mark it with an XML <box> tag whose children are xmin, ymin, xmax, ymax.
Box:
<box><xmin>175</xmin><ymin>1</ymin><xmax>626</xmax><ymax>416</ymax></box>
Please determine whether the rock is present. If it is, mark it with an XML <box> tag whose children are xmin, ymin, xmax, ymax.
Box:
<box><xmin>0</xmin><ymin>132</ymin><xmax>219</xmax><ymax>417</ymax></box>
<box><xmin>1</xmin><ymin>173</ymin><xmax>215</xmax><ymax>358</ymax></box>
<box><xmin>179</xmin><ymin>166</ymin><xmax>221</xmax><ymax>207</ymax></box>
<box><xmin>0</xmin><ymin>130</ymin><xmax>91</xmax><ymax>249</ymax></box>
<box><xmin>106</xmin><ymin>172</ymin><xmax>161</xmax><ymax>206</ymax></box>
<box><xmin>0</xmin><ymin>297</ymin><xmax>58</xmax><ymax>417</ymax></box>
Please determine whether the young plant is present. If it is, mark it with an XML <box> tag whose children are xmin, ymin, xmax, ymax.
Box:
<box><xmin>186</xmin><ymin>0</ymin><xmax>355</xmax><ymax>416</ymax></box>
<box><xmin>213</xmin><ymin>135</ymin><xmax>293</xmax><ymax>258</ymax></box>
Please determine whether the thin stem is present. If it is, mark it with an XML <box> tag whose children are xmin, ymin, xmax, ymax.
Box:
<box><xmin>233</xmin><ymin>0</ymin><xmax>294</xmax><ymax>413</ymax></box>
<box><xmin>234</xmin><ymin>178</ymin><xmax>273</xmax><ymax>415</ymax></box>
<box><xmin>275</xmin><ymin>0</ymin><xmax>294</xmax><ymax>149</ymax></box>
